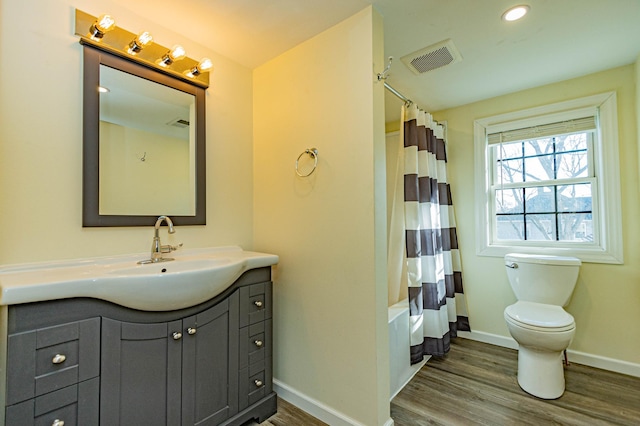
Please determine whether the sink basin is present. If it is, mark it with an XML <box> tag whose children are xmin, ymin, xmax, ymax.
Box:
<box><xmin>0</xmin><ymin>246</ymin><xmax>278</xmax><ymax>311</ymax></box>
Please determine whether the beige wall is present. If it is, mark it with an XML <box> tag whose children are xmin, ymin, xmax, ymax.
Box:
<box><xmin>0</xmin><ymin>0</ymin><xmax>255</xmax><ymax>265</ymax></box>
<box><xmin>254</xmin><ymin>7</ymin><xmax>390</xmax><ymax>425</ymax></box>
<box><xmin>430</xmin><ymin>65</ymin><xmax>640</xmax><ymax>366</ymax></box>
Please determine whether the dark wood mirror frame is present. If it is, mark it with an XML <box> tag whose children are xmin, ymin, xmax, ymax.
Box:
<box><xmin>82</xmin><ymin>45</ymin><xmax>206</xmax><ymax>227</ymax></box>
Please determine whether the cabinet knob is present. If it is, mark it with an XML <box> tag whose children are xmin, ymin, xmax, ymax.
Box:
<box><xmin>52</xmin><ymin>354</ymin><xmax>66</xmax><ymax>364</ymax></box>
<box><xmin>254</xmin><ymin>379</ymin><xmax>264</xmax><ymax>388</ymax></box>
<box><xmin>187</xmin><ymin>327</ymin><xmax>197</xmax><ymax>335</ymax></box>
<box><xmin>172</xmin><ymin>332</ymin><xmax>182</xmax><ymax>340</ymax></box>
<box><xmin>254</xmin><ymin>340</ymin><xmax>263</xmax><ymax>348</ymax></box>
<box><xmin>254</xmin><ymin>300</ymin><xmax>263</xmax><ymax>308</ymax></box>
<box><xmin>52</xmin><ymin>420</ymin><xmax>65</xmax><ymax>426</ymax></box>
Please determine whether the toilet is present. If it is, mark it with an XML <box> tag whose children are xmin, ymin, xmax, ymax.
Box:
<box><xmin>503</xmin><ymin>253</ymin><xmax>581</xmax><ymax>399</ymax></box>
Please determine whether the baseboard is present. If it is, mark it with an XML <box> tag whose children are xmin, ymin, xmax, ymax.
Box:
<box><xmin>458</xmin><ymin>330</ymin><xmax>640</xmax><ymax>378</ymax></box>
<box><xmin>273</xmin><ymin>379</ymin><xmax>394</xmax><ymax>426</ymax></box>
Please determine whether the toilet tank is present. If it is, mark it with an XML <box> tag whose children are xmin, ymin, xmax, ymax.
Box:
<box><xmin>505</xmin><ymin>253</ymin><xmax>581</xmax><ymax>306</ymax></box>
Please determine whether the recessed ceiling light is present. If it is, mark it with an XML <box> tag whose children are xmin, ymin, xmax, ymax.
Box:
<box><xmin>502</xmin><ymin>5</ymin><xmax>530</xmax><ymax>22</ymax></box>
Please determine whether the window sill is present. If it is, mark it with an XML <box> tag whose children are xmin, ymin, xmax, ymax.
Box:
<box><xmin>477</xmin><ymin>243</ymin><xmax>623</xmax><ymax>264</ymax></box>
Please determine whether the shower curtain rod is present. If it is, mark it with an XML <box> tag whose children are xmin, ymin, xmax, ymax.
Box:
<box><xmin>384</xmin><ymin>82</ymin><xmax>413</xmax><ymax>106</ymax></box>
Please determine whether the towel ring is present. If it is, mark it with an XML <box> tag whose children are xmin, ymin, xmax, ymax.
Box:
<box><xmin>295</xmin><ymin>148</ymin><xmax>318</xmax><ymax>177</ymax></box>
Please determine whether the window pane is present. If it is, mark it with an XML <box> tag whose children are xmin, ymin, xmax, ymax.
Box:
<box><xmin>524</xmin><ymin>186</ymin><xmax>555</xmax><ymax>213</ymax></box>
<box><xmin>496</xmin><ymin>189</ymin><xmax>523</xmax><ymax>214</ymax></box>
<box><xmin>498</xmin><ymin>142</ymin><xmax>522</xmax><ymax>159</ymax></box>
<box><xmin>559</xmin><ymin>213</ymin><xmax>593</xmax><ymax>241</ymax></box>
<box><xmin>496</xmin><ymin>215</ymin><xmax>524</xmax><ymax>240</ymax></box>
<box><xmin>525</xmin><ymin>214</ymin><xmax>556</xmax><ymax>241</ymax></box>
<box><xmin>523</xmin><ymin>139</ymin><xmax>553</xmax><ymax>156</ymax></box>
<box><xmin>497</xmin><ymin>158</ymin><xmax>524</xmax><ymax>183</ymax></box>
<box><xmin>524</xmin><ymin>154</ymin><xmax>554</xmax><ymax>181</ymax></box>
<box><xmin>558</xmin><ymin>183</ymin><xmax>592</xmax><ymax>212</ymax></box>
<box><xmin>557</xmin><ymin>151</ymin><xmax>588</xmax><ymax>179</ymax></box>
<box><xmin>555</xmin><ymin>133</ymin><xmax>588</xmax><ymax>152</ymax></box>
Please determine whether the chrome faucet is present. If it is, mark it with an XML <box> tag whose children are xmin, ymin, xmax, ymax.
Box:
<box><xmin>138</xmin><ymin>215</ymin><xmax>182</xmax><ymax>264</ymax></box>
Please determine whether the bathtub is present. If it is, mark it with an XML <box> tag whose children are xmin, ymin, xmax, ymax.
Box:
<box><xmin>388</xmin><ymin>299</ymin><xmax>428</xmax><ymax>400</ymax></box>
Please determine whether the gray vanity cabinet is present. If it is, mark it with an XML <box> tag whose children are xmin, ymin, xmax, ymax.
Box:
<box><xmin>2</xmin><ymin>267</ymin><xmax>276</xmax><ymax>426</ymax></box>
<box><xmin>100</xmin><ymin>295</ymin><xmax>240</xmax><ymax>426</ymax></box>
<box><xmin>4</xmin><ymin>318</ymin><xmax>101</xmax><ymax>425</ymax></box>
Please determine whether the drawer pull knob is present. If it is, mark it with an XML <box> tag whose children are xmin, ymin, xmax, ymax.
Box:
<box><xmin>254</xmin><ymin>300</ymin><xmax>263</xmax><ymax>308</ymax></box>
<box><xmin>172</xmin><ymin>332</ymin><xmax>182</xmax><ymax>340</ymax></box>
<box><xmin>52</xmin><ymin>354</ymin><xmax>66</xmax><ymax>364</ymax></box>
<box><xmin>254</xmin><ymin>340</ymin><xmax>263</xmax><ymax>348</ymax></box>
<box><xmin>254</xmin><ymin>379</ymin><xmax>264</xmax><ymax>388</ymax></box>
<box><xmin>187</xmin><ymin>327</ymin><xmax>197</xmax><ymax>335</ymax></box>
<box><xmin>52</xmin><ymin>420</ymin><xmax>65</xmax><ymax>426</ymax></box>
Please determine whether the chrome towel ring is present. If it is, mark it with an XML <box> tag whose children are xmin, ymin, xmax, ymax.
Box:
<box><xmin>295</xmin><ymin>148</ymin><xmax>318</xmax><ymax>177</ymax></box>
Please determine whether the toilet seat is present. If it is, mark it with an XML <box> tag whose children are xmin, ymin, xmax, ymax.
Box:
<box><xmin>505</xmin><ymin>301</ymin><xmax>575</xmax><ymax>332</ymax></box>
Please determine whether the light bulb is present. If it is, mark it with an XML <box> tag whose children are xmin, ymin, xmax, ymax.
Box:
<box><xmin>197</xmin><ymin>58</ymin><xmax>213</xmax><ymax>72</ymax></box>
<box><xmin>169</xmin><ymin>45</ymin><xmax>186</xmax><ymax>61</ymax></box>
<box><xmin>90</xmin><ymin>14</ymin><xmax>116</xmax><ymax>40</ymax></box>
<box><xmin>186</xmin><ymin>58</ymin><xmax>214</xmax><ymax>78</ymax></box>
<box><xmin>159</xmin><ymin>45</ymin><xmax>186</xmax><ymax>67</ymax></box>
<box><xmin>128</xmin><ymin>31</ymin><xmax>153</xmax><ymax>55</ymax></box>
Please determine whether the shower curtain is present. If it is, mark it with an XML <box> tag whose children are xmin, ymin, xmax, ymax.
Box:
<box><xmin>390</xmin><ymin>103</ymin><xmax>470</xmax><ymax>363</ymax></box>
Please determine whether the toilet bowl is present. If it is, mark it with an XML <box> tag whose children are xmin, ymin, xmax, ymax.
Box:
<box><xmin>503</xmin><ymin>253</ymin><xmax>581</xmax><ymax>399</ymax></box>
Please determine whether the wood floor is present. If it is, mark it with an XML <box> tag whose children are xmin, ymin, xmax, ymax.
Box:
<box><xmin>257</xmin><ymin>338</ymin><xmax>640</xmax><ymax>425</ymax></box>
<box><xmin>391</xmin><ymin>338</ymin><xmax>640</xmax><ymax>425</ymax></box>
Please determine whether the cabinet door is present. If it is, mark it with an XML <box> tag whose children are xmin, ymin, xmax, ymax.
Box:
<box><xmin>182</xmin><ymin>292</ymin><xmax>239</xmax><ymax>426</ymax></box>
<box><xmin>100</xmin><ymin>317</ymin><xmax>183</xmax><ymax>426</ymax></box>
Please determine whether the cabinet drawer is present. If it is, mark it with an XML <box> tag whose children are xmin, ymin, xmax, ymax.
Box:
<box><xmin>239</xmin><ymin>283</ymin><xmax>272</xmax><ymax>328</ymax></box>
<box><xmin>5</xmin><ymin>377</ymin><xmax>99</xmax><ymax>426</ymax></box>
<box><xmin>7</xmin><ymin>318</ymin><xmax>100</xmax><ymax>405</ymax></box>
<box><xmin>239</xmin><ymin>319</ymin><xmax>272</xmax><ymax>369</ymax></box>
<box><xmin>238</xmin><ymin>358</ymin><xmax>272</xmax><ymax>410</ymax></box>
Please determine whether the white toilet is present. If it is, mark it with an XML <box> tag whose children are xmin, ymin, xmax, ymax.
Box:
<box><xmin>503</xmin><ymin>253</ymin><xmax>581</xmax><ymax>399</ymax></box>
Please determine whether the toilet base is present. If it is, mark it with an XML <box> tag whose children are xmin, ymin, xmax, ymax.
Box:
<box><xmin>517</xmin><ymin>345</ymin><xmax>566</xmax><ymax>399</ymax></box>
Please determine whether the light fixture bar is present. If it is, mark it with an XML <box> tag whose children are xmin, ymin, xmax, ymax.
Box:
<box><xmin>74</xmin><ymin>9</ymin><xmax>210</xmax><ymax>88</ymax></box>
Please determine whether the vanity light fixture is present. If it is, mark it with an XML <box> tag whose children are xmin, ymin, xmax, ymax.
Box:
<box><xmin>89</xmin><ymin>14</ymin><xmax>116</xmax><ymax>40</ymax></box>
<box><xmin>97</xmin><ymin>86</ymin><xmax>110</xmax><ymax>93</ymax></box>
<box><xmin>186</xmin><ymin>58</ymin><xmax>213</xmax><ymax>78</ymax></box>
<box><xmin>128</xmin><ymin>31</ymin><xmax>153</xmax><ymax>55</ymax></box>
<box><xmin>502</xmin><ymin>4</ymin><xmax>530</xmax><ymax>22</ymax></box>
<box><xmin>159</xmin><ymin>45</ymin><xmax>186</xmax><ymax>67</ymax></box>
<box><xmin>75</xmin><ymin>9</ymin><xmax>210</xmax><ymax>87</ymax></box>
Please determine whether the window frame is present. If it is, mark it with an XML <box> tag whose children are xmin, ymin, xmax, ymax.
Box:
<box><xmin>474</xmin><ymin>92</ymin><xmax>623</xmax><ymax>264</ymax></box>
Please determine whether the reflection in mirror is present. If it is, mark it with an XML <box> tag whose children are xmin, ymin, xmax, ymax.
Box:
<box><xmin>83</xmin><ymin>46</ymin><xmax>206</xmax><ymax>226</ymax></box>
<box><xmin>99</xmin><ymin>65</ymin><xmax>195</xmax><ymax>216</ymax></box>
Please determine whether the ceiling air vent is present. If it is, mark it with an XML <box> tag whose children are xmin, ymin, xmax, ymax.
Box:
<box><xmin>401</xmin><ymin>39</ymin><xmax>462</xmax><ymax>75</ymax></box>
<box><xmin>167</xmin><ymin>118</ymin><xmax>190</xmax><ymax>128</ymax></box>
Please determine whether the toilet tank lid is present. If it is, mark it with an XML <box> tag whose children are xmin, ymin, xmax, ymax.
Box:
<box><xmin>505</xmin><ymin>253</ymin><xmax>581</xmax><ymax>266</ymax></box>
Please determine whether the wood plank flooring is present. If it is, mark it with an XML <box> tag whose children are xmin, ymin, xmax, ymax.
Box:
<box><xmin>391</xmin><ymin>338</ymin><xmax>640</xmax><ymax>426</ymax></box>
<box><xmin>254</xmin><ymin>338</ymin><xmax>640</xmax><ymax>425</ymax></box>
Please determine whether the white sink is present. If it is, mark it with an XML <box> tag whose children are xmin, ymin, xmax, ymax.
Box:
<box><xmin>0</xmin><ymin>246</ymin><xmax>278</xmax><ymax>311</ymax></box>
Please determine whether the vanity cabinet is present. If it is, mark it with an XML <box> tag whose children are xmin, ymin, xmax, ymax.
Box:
<box><xmin>2</xmin><ymin>267</ymin><xmax>276</xmax><ymax>426</ymax></box>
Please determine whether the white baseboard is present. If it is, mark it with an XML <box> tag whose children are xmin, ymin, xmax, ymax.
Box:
<box><xmin>273</xmin><ymin>379</ymin><xmax>394</xmax><ymax>426</ymax></box>
<box><xmin>458</xmin><ymin>330</ymin><xmax>640</xmax><ymax>378</ymax></box>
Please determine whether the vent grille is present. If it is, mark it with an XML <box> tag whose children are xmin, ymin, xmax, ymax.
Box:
<box><xmin>401</xmin><ymin>39</ymin><xmax>462</xmax><ymax>74</ymax></box>
<box><xmin>167</xmin><ymin>118</ymin><xmax>190</xmax><ymax>128</ymax></box>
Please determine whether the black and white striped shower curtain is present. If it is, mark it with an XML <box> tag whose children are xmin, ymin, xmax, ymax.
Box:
<box><xmin>402</xmin><ymin>104</ymin><xmax>470</xmax><ymax>363</ymax></box>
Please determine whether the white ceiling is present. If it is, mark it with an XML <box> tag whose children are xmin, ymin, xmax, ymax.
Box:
<box><xmin>113</xmin><ymin>0</ymin><xmax>640</xmax><ymax>121</ymax></box>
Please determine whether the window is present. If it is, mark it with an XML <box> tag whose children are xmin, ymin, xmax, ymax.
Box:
<box><xmin>474</xmin><ymin>93</ymin><xmax>623</xmax><ymax>264</ymax></box>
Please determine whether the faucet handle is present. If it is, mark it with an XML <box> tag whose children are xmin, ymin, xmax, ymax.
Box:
<box><xmin>160</xmin><ymin>243</ymin><xmax>183</xmax><ymax>253</ymax></box>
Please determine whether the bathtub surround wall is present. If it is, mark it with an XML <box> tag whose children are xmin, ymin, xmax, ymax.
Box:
<box><xmin>0</xmin><ymin>0</ymin><xmax>255</xmax><ymax>264</ymax></box>
<box><xmin>432</xmin><ymin>65</ymin><xmax>640</xmax><ymax>374</ymax></box>
<box><xmin>254</xmin><ymin>7</ymin><xmax>391</xmax><ymax>426</ymax></box>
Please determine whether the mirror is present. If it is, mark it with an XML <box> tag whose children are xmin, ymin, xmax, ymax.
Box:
<box><xmin>83</xmin><ymin>45</ymin><xmax>206</xmax><ymax>226</ymax></box>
